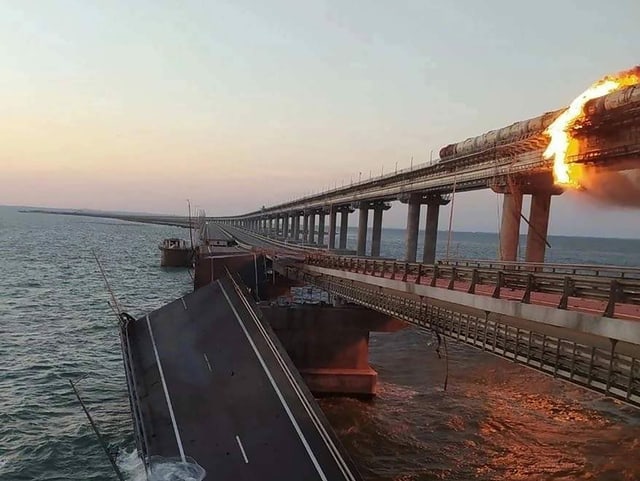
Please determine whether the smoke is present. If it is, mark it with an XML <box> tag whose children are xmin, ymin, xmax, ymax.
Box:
<box><xmin>579</xmin><ymin>167</ymin><xmax>640</xmax><ymax>207</ymax></box>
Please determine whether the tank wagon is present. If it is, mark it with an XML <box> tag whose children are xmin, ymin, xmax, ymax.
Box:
<box><xmin>438</xmin><ymin>84</ymin><xmax>640</xmax><ymax>166</ymax></box>
<box><xmin>583</xmin><ymin>84</ymin><xmax>640</xmax><ymax>120</ymax></box>
<box><xmin>438</xmin><ymin>109</ymin><xmax>563</xmax><ymax>164</ymax></box>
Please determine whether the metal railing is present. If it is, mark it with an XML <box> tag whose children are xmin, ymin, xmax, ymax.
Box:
<box><xmin>306</xmin><ymin>254</ymin><xmax>640</xmax><ymax>319</ymax></box>
<box><xmin>119</xmin><ymin>314</ymin><xmax>151</xmax><ymax>469</ymax></box>
<box><xmin>439</xmin><ymin>258</ymin><xmax>640</xmax><ymax>279</ymax></box>
<box><xmin>280</xmin><ymin>264</ymin><xmax>640</xmax><ymax>408</ymax></box>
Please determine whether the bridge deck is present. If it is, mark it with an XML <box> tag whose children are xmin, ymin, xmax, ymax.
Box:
<box><xmin>124</xmin><ymin>276</ymin><xmax>359</xmax><ymax>481</ymax></box>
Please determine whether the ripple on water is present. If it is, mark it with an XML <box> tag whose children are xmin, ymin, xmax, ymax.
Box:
<box><xmin>2</xmin><ymin>207</ymin><xmax>640</xmax><ymax>480</ymax></box>
<box><xmin>0</xmin><ymin>208</ymin><xmax>191</xmax><ymax>480</ymax></box>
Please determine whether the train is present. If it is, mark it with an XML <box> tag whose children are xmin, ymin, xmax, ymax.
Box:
<box><xmin>438</xmin><ymin>109</ymin><xmax>563</xmax><ymax>162</ymax></box>
<box><xmin>438</xmin><ymin>83</ymin><xmax>640</xmax><ymax>164</ymax></box>
<box><xmin>583</xmin><ymin>83</ymin><xmax>640</xmax><ymax>119</ymax></box>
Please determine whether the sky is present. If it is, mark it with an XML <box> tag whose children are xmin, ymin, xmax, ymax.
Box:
<box><xmin>1</xmin><ymin>0</ymin><xmax>639</xmax><ymax>237</ymax></box>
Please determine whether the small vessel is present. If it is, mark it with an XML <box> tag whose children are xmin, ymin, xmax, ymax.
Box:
<box><xmin>159</xmin><ymin>238</ymin><xmax>193</xmax><ymax>267</ymax></box>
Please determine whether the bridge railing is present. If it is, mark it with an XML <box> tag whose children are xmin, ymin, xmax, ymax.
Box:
<box><xmin>438</xmin><ymin>258</ymin><xmax>640</xmax><ymax>279</ymax></box>
<box><xmin>279</xmin><ymin>262</ymin><xmax>640</xmax><ymax>408</ymax></box>
<box><xmin>305</xmin><ymin>254</ymin><xmax>640</xmax><ymax>319</ymax></box>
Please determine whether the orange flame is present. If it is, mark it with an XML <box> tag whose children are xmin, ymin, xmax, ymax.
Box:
<box><xmin>543</xmin><ymin>68</ymin><xmax>640</xmax><ymax>186</ymax></box>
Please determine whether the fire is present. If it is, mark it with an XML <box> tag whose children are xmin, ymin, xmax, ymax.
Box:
<box><xmin>543</xmin><ymin>68</ymin><xmax>640</xmax><ymax>186</ymax></box>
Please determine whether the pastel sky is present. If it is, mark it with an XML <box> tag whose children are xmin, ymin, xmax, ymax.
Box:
<box><xmin>1</xmin><ymin>0</ymin><xmax>639</xmax><ymax>237</ymax></box>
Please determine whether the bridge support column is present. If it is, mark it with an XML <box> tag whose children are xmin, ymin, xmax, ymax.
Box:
<box><xmin>500</xmin><ymin>192</ymin><xmax>523</xmax><ymax>262</ymax></box>
<box><xmin>339</xmin><ymin>209</ymin><xmax>349</xmax><ymax>249</ymax></box>
<box><xmin>267</xmin><ymin>217</ymin><xmax>273</xmax><ymax>236</ymax></box>
<box><xmin>370</xmin><ymin>202</ymin><xmax>391</xmax><ymax>257</ymax></box>
<box><xmin>328</xmin><ymin>206</ymin><xmax>337</xmax><ymax>249</ymax></box>
<box><xmin>356</xmin><ymin>205</ymin><xmax>368</xmax><ymax>256</ymax></box>
<box><xmin>309</xmin><ymin>212</ymin><xmax>316</xmax><ymax>244</ymax></box>
<box><xmin>423</xmin><ymin>197</ymin><xmax>449</xmax><ymax>264</ymax></box>
<box><xmin>302</xmin><ymin>213</ymin><xmax>309</xmax><ymax>243</ymax></box>
<box><xmin>404</xmin><ymin>196</ymin><xmax>421</xmax><ymax>262</ymax></box>
<box><xmin>283</xmin><ymin>214</ymin><xmax>289</xmax><ymax>239</ymax></box>
<box><xmin>317</xmin><ymin>211</ymin><xmax>326</xmax><ymax>246</ymax></box>
<box><xmin>525</xmin><ymin>192</ymin><xmax>552</xmax><ymax>263</ymax></box>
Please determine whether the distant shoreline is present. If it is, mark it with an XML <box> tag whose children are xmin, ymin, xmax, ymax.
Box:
<box><xmin>2</xmin><ymin>204</ymin><xmax>638</xmax><ymax>241</ymax></box>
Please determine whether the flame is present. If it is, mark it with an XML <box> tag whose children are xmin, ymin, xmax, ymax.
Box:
<box><xmin>543</xmin><ymin>68</ymin><xmax>640</xmax><ymax>186</ymax></box>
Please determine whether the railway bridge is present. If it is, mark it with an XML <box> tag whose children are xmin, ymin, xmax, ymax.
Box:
<box><xmin>209</xmin><ymin>222</ymin><xmax>640</xmax><ymax>409</ymax></box>
<box><xmin>215</xmin><ymin>84</ymin><xmax>640</xmax><ymax>265</ymax></box>
<box><xmin>205</xmin><ymin>85</ymin><xmax>640</xmax><ymax>409</ymax></box>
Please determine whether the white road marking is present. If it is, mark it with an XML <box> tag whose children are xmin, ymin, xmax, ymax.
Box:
<box><xmin>231</xmin><ymin>278</ymin><xmax>355</xmax><ymax>481</ymax></box>
<box><xmin>181</xmin><ymin>297</ymin><xmax>187</xmax><ymax>310</ymax></box>
<box><xmin>145</xmin><ymin>314</ymin><xmax>186</xmax><ymax>462</ymax></box>
<box><xmin>218</xmin><ymin>280</ymin><xmax>328</xmax><ymax>481</ymax></box>
<box><xmin>235</xmin><ymin>435</ymin><xmax>249</xmax><ymax>464</ymax></box>
<box><xmin>203</xmin><ymin>353</ymin><xmax>212</xmax><ymax>372</ymax></box>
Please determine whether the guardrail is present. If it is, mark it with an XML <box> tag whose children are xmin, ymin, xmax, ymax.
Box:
<box><xmin>439</xmin><ymin>258</ymin><xmax>640</xmax><ymax>279</ymax></box>
<box><xmin>306</xmin><ymin>254</ymin><xmax>640</xmax><ymax>319</ymax></box>
<box><xmin>280</xmin><ymin>263</ymin><xmax>639</xmax><ymax>409</ymax></box>
<box><xmin>119</xmin><ymin>313</ymin><xmax>151</xmax><ymax>469</ymax></box>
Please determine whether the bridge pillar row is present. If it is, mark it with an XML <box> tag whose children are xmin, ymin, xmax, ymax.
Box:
<box><xmin>370</xmin><ymin>202</ymin><xmax>391</xmax><ymax>257</ymax></box>
<box><xmin>399</xmin><ymin>193</ymin><xmax>449</xmax><ymax>263</ymax></box>
<box><xmin>525</xmin><ymin>188</ymin><xmax>562</xmax><ymax>263</ymax></box>
<box><xmin>492</xmin><ymin>174</ymin><xmax>563</xmax><ymax>263</ymax></box>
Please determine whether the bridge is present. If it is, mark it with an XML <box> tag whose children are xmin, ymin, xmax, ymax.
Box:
<box><xmin>206</xmin><ymin>222</ymin><xmax>640</xmax><ymax>409</ymax></box>
<box><xmin>202</xmin><ymin>86</ymin><xmax>640</xmax><ymax>411</ymax></box>
<box><xmin>51</xmin><ymin>83</ymin><xmax>640</xmax><ymax>479</ymax></box>
<box><xmin>213</xmin><ymin>84</ymin><xmax>640</xmax><ymax>266</ymax></box>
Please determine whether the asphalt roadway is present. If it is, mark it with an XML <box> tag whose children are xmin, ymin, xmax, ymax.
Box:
<box><xmin>127</xmin><ymin>276</ymin><xmax>360</xmax><ymax>481</ymax></box>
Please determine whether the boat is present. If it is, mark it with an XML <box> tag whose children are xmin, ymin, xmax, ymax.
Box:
<box><xmin>159</xmin><ymin>238</ymin><xmax>193</xmax><ymax>267</ymax></box>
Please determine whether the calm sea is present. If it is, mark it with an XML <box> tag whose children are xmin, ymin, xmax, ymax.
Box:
<box><xmin>1</xmin><ymin>206</ymin><xmax>639</xmax><ymax>481</ymax></box>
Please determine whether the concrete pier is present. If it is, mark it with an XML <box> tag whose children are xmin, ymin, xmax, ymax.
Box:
<box><xmin>405</xmin><ymin>196</ymin><xmax>421</xmax><ymax>262</ymax></box>
<box><xmin>261</xmin><ymin>305</ymin><xmax>405</xmax><ymax>396</ymax></box>
<box><xmin>328</xmin><ymin>206</ymin><xmax>337</xmax><ymax>249</ymax></box>
<box><xmin>303</xmin><ymin>213</ymin><xmax>309</xmax><ymax>243</ymax></box>
<box><xmin>370</xmin><ymin>202</ymin><xmax>390</xmax><ymax>257</ymax></box>
<box><xmin>283</xmin><ymin>214</ymin><xmax>289</xmax><ymax>238</ymax></box>
<box><xmin>500</xmin><ymin>192</ymin><xmax>523</xmax><ymax>262</ymax></box>
<box><xmin>317</xmin><ymin>211</ymin><xmax>326</xmax><ymax>246</ymax></box>
<box><xmin>356</xmin><ymin>205</ymin><xmax>368</xmax><ymax>256</ymax></box>
<box><xmin>525</xmin><ymin>192</ymin><xmax>552</xmax><ymax>263</ymax></box>
<box><xmin>423</xmin><ymin>198</ymin><xmax>446</xmax><ymax>264</ymax></box>
<box><xmin>339</xmin><ymin>209</ymin><xmax>349</xmax><ymax>249</ymax></box>
<box><xmin>293</xmin><ymin>213</ymin><xmax>300</xmax><ymax>240</ymax></box>
<box><xmin>309</xmin><ymin>211</ymin><xmax>316</xmax><ymax>244</ymax></box>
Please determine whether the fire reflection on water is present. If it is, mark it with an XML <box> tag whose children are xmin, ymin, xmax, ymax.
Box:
<box><xmin>319</xmin><ymin>327</ymin><xmax>640</xmax><ymax>481</ymax></box>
